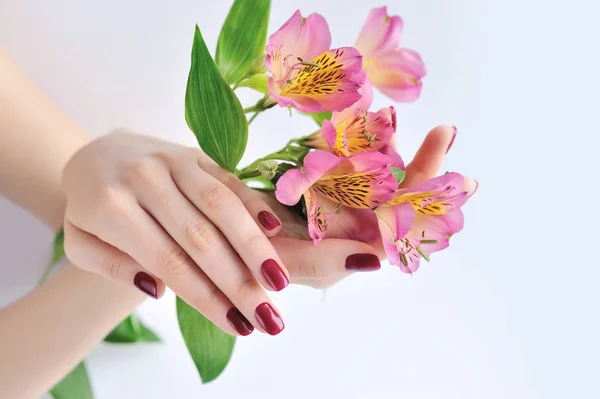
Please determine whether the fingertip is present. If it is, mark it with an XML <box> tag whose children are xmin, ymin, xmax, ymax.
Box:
<box><xmin>257</xmin><ymin>209</ymin><xmax>282</xmax><ymax>236</ymax></box>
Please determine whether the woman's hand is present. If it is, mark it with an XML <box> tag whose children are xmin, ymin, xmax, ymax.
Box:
<box><xmin>62</xmin><ymin>130</ymin><xmax>289</xmax><ymax>336</ymax></box>
<box><xmin>265</xmin><ymin>125</ymin><xmax>473</xmax><ymax>288</ymax></box>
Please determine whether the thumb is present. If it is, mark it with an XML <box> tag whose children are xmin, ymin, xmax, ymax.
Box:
<box><xmin>271</xmin><ymin>236</ymin><xmax>383</xmax><ymax>289</ymax></box>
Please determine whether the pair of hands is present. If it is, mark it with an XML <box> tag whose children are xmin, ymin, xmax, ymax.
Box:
<box><xmin>61</xmin><ymin>126</ymin><xmax>455</xmax><ymax>336</ymax></box>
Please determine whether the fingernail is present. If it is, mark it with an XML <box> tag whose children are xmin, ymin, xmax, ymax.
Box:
<box><xmin>226</xmin><ymin>308</ymin><xmax>254</xmax><ymax>336</ymax></box>
<box><xmin>345</xmin><ymin>253</ymin><xmax>381</xmax><ymax>272</ymax></box>
<box><xmin>258</xmin><ymin>211</ymin><xmax>281</xmax><ymax>231</ymax></box>
<box><xmin>133</xmin><ymin>272</ymin><xmax>158</xmax><ymax>299</ymax></box>
<box><xmin>446</xmin><ymin>126</ymin><xmax>457</xmax><ymax>154</ymax></box>
<box><xmin>470</xmin><ymin>180</ymin><xmax>479</xmax><ymax>197</ymax></box>
<box><xmin>255</xmin><ymin>302</ymin><xmax>285</xmax><ymax>335</ymax></box>
<box><xmin>261</xmin><ymin>259</ymin><xmax>289</xmax><ymax>291</ymax></box>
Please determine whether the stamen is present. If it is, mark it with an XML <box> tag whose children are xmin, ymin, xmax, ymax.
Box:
<box><xmin>420</xmin><ymin>239</ymin><xmax>438</xmax><ymax>244</ymax></box>
<box><xmin>400</xmin><ymin>253</ymin><xmax>408</xmax><ymax>267</ymax></box>
<box><xmin>299</xmin><ymin>61</ymin><xmax>320</xmax><ymax>67</ymax></box>
<box><xmin>416</xmin><ymin>247</ymin><xmax>430</xmax><ymax>262</ymax></box>
<box><xmin>335</xmin><ymin>203</ymin><xmax>343</xmax><ymax>215</ymax></box>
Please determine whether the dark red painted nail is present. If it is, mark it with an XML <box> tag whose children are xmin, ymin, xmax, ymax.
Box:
<box><xmin>261</xmin><ymin>259</ymin><xmax>289</xmax><ymax>291</ymax></box>
<box><xmin>345</xmin><ymin>253</ymin><xmax>381</xmax><ymax>272</ymax></box>
<box><xmin>446</xmin><ymin>126</ymin><xmax>457</xmax><ymax>154</ymax></box>
<box><xmin>255</xmin><ymin>302</ymin><xmax>285</xmax><ymax>336</ymax></box>
<box><xmin>226</xmin><ymin>308</ymin><xmax>254</xmax><ymax>336</ymax></box>
<box><xmin>133</xmin><ymin>272</ymin><xmax>158</xmax><ymax>298</ymax></box>
<box><xmin>258</xmin><ymin>211</ymin><xmax>281</xmax><ymax>231</ymax></box>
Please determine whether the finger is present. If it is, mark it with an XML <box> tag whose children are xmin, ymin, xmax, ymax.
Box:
<box><xmin>135</xmin><ymin>166</ymin><xmax>284</xmax><ymax>335</ymax></box>
<box><xmin>272</xmin><ymin>236</ymin><xmax>382</xmax><ymax>289</ymax></box>
<box><xmin>90</xmin><ymin>195</ymin><xmax>254</xmax><ymax>336</ymax></box>
<box><xmin>401</xmin><ymin>125</ymin><xmax>456</xmax><ymax>188</ymax></box>
<box><xmin>198</xmin><ymin>156</ymin><xmax>283</xmax><ymax>236</ymax></box>
<box><xmin>463</xmin><ymin>176</ymin><xmax>479</xmax><ymax>197</ymax></box>
<box><xmin>63</xmin><ymin>218</ymin><xmax>166</xmax><ymax>299</ymax></box>
<box><xmin>172</xmin><ymin>157</ymin><xmax>290</xmax><ymax>292</ymax></box>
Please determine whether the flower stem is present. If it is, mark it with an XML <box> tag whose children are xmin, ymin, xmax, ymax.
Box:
<box><xmin>248</xmin><ymin>112</ymin><xmax>260</xmax><ymax>125</ymax></box>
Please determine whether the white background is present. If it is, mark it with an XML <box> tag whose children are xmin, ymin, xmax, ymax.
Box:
<box><xmin>1</xmin><ymin>0</ymin><xmax>598</xmax><ymax>398</ymax></box>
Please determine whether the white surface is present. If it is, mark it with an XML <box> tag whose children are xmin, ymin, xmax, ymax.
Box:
<box><xmin>0</xmin><ymin>0</ymin><xmax>598</xmax><ymax>398</ymax></box>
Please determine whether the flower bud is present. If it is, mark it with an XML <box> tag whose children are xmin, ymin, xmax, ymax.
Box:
<box><xmin>257</xmin><ymin>160</ymin><xmax>278</xmax><ymax>180</ymax></box>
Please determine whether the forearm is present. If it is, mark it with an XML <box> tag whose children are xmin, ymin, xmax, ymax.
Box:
<box><xmin>0</xmin><ymin>45</ymin><xmax>90</xmax><ymax>229</ymax></box>
<box><xmin>0</xmin><ymin>263</ymin><xmax>146</xmax><ymax>399</ymax></box>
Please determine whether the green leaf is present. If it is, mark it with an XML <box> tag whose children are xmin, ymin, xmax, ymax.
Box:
<box><xmin>185</xmin><ymin>26</ymin><xmax>248</xmax><ymax>172</ymax></box>
<box><xmin>38</xmin><ymin>228</ymin><xmax>66</xmax><ymax>285</ymax></box>
<box><xmin>176</xmin><ymin>296</ymin><xmax>235</xmax><ymax>384</ymax></box>
<box><xmin>391</xmin><ymin>167</ymin><xmax>406</xmax><ymax>185</ymax></box>
<box><xmin>50</xmin><ymin>362</ymin><xmax>93</xmax><ymax>399</ymax></box>
<box><xmin>50</xmin><ymin>228</ymin><xmax>65</xmax><ymax>265</ymax></box>
<box><xmin>104</xmin><ymin>314</ymin><xmax>161</xmax><ymax>344</ymax></box>
<box><xmin>215</xmin><ymin>0</ymin><xmax>271</xmax><ymax>85</ymax></box>
<box><xmin>140</xmin><ymin>324</ymin><xmax>162</xmax><ymax>342</ymax></box>
<box><xmin>236</xmin><ymin>73</ymin><xmax>268</xmax><ymax>94</ymax></box>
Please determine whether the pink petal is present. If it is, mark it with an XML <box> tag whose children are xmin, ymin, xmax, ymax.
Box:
<box><xmin>364</xmin><ymin>109</ymin><xmax>395</xmax><ymax>150</ymax></box>
<box><xmin>304</xmin><ymin>189</ymin><xmax>329</xmax><ymax>243</ymax></box>
<box><xmin>321</xmin><ymin>119</ymin><xmax>338</xmax><ymax>152</ymax></box>
<box><xmin>267</xmin><ymin>10</ymin><xmax>332</xmax><ymax>64</ymax></box>
<box><xmin>275</xmin><ymin>151</ymin><xmax>342</xmax><ymax>206</ymax></box>
<box><xmin>316</xmin><ymin>194</ymin><xmax>381</xmax><ymax>243</ymax></box>
<box><xmin>333</xmin><ymin>150</ymin><xmax>393</xmax><ymax>176</ymax></box>
<box><xmin>333</xmin><ymin>78</ymin><xmax>374</xmax><ymax>123</ymax></box>
<box><xmin>279</xmin><ymin>47</ymin><xmax>366</xmax><ymax>113</ymax></box>
<box><xmin>365</xmin><ymin>48</ymin><xmax>427</xmax><ymax>102</ymax></box>
<box><xmin>303</xmin><ymin>150</ymin><xmax>343</xmax><ymax>178</ymax></box>
<box><xmin>379</xmin><ymin>144</ymin><xmax>405</xmax><ymax>170</ymax></box>
<box><xmin>355</xmin><ymin>7</ymin><xmax>404</xmax><ymax>57</ymax></box>
<box><xmin>274</xmin><ymin>168</ymin><xmax>311</xmax><ymax>206</ymax></box>
<box><xmin>376</xmin><ymin>203</ymin><xmax>415</xmax><ymax>267</ymax></box>
<box><xmin>399</xmin><ymin>172</ymin><xmax>464</xmax><ymax>198</ymax></box>
<box><xmin>378</xmin><ymin>105</ymin><xmax>396</xmax><ymax>132</ymax></box>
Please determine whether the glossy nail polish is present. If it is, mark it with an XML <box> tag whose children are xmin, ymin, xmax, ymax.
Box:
<box><xmin>255</xmin><ymin>302</ymin><xmax>285</xmax><ymax>335</ymax></box>
<box><xmin>446</xmin><ymin>126</ymin><xmax>457</xmax><ymax>154</ymax></box>
<box><xmin>261</xmin><ymin>259</ymin><xmax>289</xmax><ymax>291</ymax></box>
<box><xmin>258</xmin><ymin>211</ymin><xmax>281</xmax><ymax>230</ymax></box>
<box><xmin>226</xmin><ymin>308</ymin><xmax>254</xmax><ymax>336</ymax></box>
<box><xmin>133</xmin><ymin>272</ymin><xmax>158</xmax><ymax>298</ymax></box>
<box><xmin>345</xmin><ymin>253</ymin><xmax>381</xmax><ymax>272</ymax></box>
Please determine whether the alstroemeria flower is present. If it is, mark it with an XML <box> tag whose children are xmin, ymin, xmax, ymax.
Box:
<box><xmin>275</xmin><ymin>150</ymin><xmax>397</xmax><ymax>243</ymax></box>
<box><xmin>301</xmin><ymin>81</ymin><xmax>399</xmax><ymax>161</ymax></box>
<box><xmin>375</xmin><ymin>173</ymin><xmax>469</xmax><ymax>273</ymax></box>
<box><xmin>266</xmin><ymin>10</ymin><xmax>366</xmax><ymax>113</ymax></box>
<box><xmin>355</xmin><ymin>7</ymin><xmax>426</xmax><ymax>102</ymax></box>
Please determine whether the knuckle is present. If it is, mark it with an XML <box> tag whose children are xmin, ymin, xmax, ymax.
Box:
<box><xmin>101</xmin><ymin>254</ymin><xmax>124</xmax><ymax>279</ymax></box>
<box><xmin>233</xmin><ymin>275</ymin><xmax>260</xmax><ymax>299</ymax></box>
<box><xmin>241</xmin><ymin>234</ymin><xmax>264</xmax><ymax>253</ymax></box>
<box><xmin>121</xmin><ymin>158</ymin><xmax>163</xmax><ymax>189</ymax></box>
<box><xmin>297</xmin><ymin>257</ymin><xmax>326</xmax><ymax>280</ymax></box>
<box><xmin>202</xmin><ymin>183</ymin><xmax>237</xmax><ymax>209</ymax></box>
<box><xmin>218</xmin><ymin>172</ymin><xmax>239</xmax><ymax>189</ymax></box>
<box><xmin>97</xmin><ymin>185</ymin><xmax>130</xmax><ymax>217</ymax></box>
<box><xmin>196</xmin><ymin>282</ymin><xmax>223</xmax><ymax>309</ymax></box>
<box><xmin>158</xmin><ymin>246</ymin><xmax>194</xmax><ymax>276</ymax></box>
<box><xmin>184</xmin><ymin>222</ymin><xmax>219</xmax><ymax>253</ymax></box>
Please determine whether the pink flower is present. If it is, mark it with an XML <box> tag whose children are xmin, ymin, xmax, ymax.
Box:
<box><xmin>301</xmin><ymin>81</ymin><xmax>403</xmax><ymax>167</ymax></box>
<box><xmin>266</xmin><ymin>10</ymin><xmax>366</xmax><ymax>113</ymax></box>
<box><xmin>375</xmin><ymin>173</ymin><xmax>469</xmax><ymax>273</ymax></box>
<box><xmin>275</xmin><ymin>150</ymin><xmax>397</xmax><ymax>243</ymax></box>
<box><xmin>355</xmin><ymin>7</ymin><xmax>426</xmax><ymax>102</ymax></box>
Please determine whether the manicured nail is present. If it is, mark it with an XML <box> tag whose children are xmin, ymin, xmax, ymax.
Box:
<box><xmin>345</xmin><ymin>253</ymin><xmax>381</xmax><ymax>272</ymax></box>
<box><xmin>258</xmin><ymin>211</ymin><xmax>281</xmax><ymax>231</ymax></box>
<box><xmin>133</xmin><ymin>272</ymin><xmax>158</xmax><ymax>299</ymax></box>
<box><xmin>446</xmin><ymin>126</ymin><xmax>457</xmax><ymax>154</ymax></box>
<box><xmin>226</xmin><ymin>308</ymin><xmax>254</xmax><ymax>336</ymax></box>
<box><xmin>255</xmin><ymin>302</ymin><xmax>285</xmax><ymax>335</ymax></box>
<box><xmin>261</xmin><ymin>259</ymin><xmax>289</xmax><ymax>291</ymax></box>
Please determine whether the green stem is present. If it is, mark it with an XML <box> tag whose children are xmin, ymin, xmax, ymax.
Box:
<box><xmin>248</xmin><ymin>112</ymin><xmax>260</xmax><ymax>125</ymax></box>
<box><xmin>243</xmin><ymin>104</ymin><xmax>260</xmax><ymax>113</ymax></box>
<box><xmin>238</xmin><ymin>169</ymin><xmax>261</xmax><ymax>180</ymax></box>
